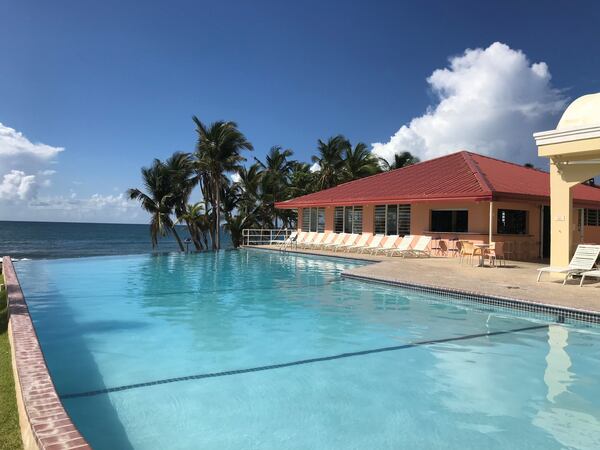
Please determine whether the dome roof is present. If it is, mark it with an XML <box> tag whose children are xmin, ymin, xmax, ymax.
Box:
<box><xmin>557</xmin><ymin>92</ymin><xmax>600</xmax><ymax>130</ymax></box>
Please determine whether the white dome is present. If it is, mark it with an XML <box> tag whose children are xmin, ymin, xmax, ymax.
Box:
<box><xmin>557</xmin><ymin>92</ymin><xmax>600</xmax><ymax>131</ymax></box>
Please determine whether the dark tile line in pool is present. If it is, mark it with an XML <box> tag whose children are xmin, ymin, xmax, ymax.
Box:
<box><xmin>244</xmin><ymin>245</ymin><xmax>377</xmax><ymax>264</ymax></box>
<box><xmin>342</xmin><ymin>273</ymin><xmax>600</xmax><ymax>326</ymax></box>
<box><xmin>2</xmin><ymin>256</ymin><xmax>92</xmax><ymax>450</ymax></box>
<box><xmin>60</xmin><ymin>323</ymin><xmax>548</xmax><ymax>400</ymax></box>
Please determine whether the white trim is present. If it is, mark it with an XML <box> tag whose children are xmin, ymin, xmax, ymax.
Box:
<box><xmin>533</xmin><ymin>126</ymin><xmax>600</xmax><ymax>146</ymax></box>
<box><xmin>489</xmin><ymin>201</ymin><xmax>493</xmax><ymax>244</ymax></box>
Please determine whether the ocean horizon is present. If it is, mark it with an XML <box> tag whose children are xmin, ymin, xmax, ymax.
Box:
<box><xmin>0</xmin><ymin>220</ymin><xmax>231</xmax><ymax>260</ymax></box>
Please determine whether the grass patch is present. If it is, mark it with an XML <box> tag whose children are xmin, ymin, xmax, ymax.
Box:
<box><xmin>0</xmin><ymin>273</ymin><xmax>23</xmax><ymax>450</ymax></box>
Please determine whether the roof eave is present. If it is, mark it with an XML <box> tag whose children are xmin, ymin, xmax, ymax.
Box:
<box><xmin>275</xmin><ymin>193</ymin><xmax>494</xmax><ymax>209</ymax></box>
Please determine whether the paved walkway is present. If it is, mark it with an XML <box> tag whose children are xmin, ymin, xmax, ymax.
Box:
<box><xmin>251</xmin><ymin>245</ymin><xmax>600</xmax><ymax>315</ymax></box>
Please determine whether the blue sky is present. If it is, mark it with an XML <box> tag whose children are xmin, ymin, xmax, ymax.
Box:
<box><xmin>1</xmin><ymin>0</ymin><xmax>599</xmax><ymax>223</ymax></box>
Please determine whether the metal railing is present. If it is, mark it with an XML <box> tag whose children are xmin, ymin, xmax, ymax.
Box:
<box><xmin>242</xmin><ymin>228</ymin><xmax>293</xmax><ymax>246</ymax></box>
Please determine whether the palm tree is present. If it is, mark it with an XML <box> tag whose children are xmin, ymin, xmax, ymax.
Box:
<box><xmin>255</xmin><ymin>146</ymin><xmax>294</xmax><ymax>227</ymax></box>
<box><xmin>343</xmin><ymin>142</ymin><xmax>380</xmax><ymax>181</ymax></box>
<box><xmin>192</xmin><ymin>117</ymin><xmax>253</xmax><ymax>250</ymax></box>
<box><xmin>176</xmin><ymin>202</ymin><xmax>211</xmax><ymax>250</ymax></box>
<box><xmin>127</xmin><ymin>160</ymin><xmax>185</xmax><ymax>251</ymax></box>
<box><xmin>224</xmin><ymin>214</ymin><xmax>254</xmax><ymax>248</ymax></box>
<box><xmin>163</xmin><ymin>152</ymin><xmax>199</xmax><ymax>248</ymax></box>
<box><xmin>311</xmin><ymin>135</ymin><xmax>349</xmax><ymax>189</ymax></box>
<box><xmin>380</xmin><ymin>151</ymin><xmax>420</xmax><ymax>171</ymax></box>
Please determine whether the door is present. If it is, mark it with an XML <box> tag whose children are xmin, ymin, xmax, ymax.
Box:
<box><xmin>542</xmin><ymin>205</ymin><xmax>550</xmax><ymax>259</ymax></box>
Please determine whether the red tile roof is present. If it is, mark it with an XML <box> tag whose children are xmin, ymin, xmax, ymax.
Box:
<box><xmin>275</xmin><ymin>151</ymin><xmax>600</xmax><ymax>208</ymax></box>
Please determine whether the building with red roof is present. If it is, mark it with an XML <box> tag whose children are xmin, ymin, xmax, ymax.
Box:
<box><xmin>275</xmin><ymin>151</ymin><xmax>600</xmax><ymax>260</ymax></box>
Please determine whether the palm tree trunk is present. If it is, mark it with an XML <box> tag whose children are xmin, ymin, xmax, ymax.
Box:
<box><xmin>186</xmin><ymin>222</ymin><xmax>202</xmax><ymax>250</ymax></box>
<box><xmin>214</xmin><ymin>178</ymin><xmax>221</xmax><ymax>250</ymax></box>
<box><xmin>171</xmin><ymin>226</ymin><xmax>185</xmax><ymax>252</ymax></box>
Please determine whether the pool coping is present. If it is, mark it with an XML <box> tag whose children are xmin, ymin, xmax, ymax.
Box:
<box><xmin>2</xmin><ymin>256</ymin><xmax>92</xmax><ymax>450</ymax></box>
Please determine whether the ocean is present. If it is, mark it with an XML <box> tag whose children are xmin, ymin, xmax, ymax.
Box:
<box><xmin>0</xmin><ymin>221</ymin><xmax>230</xmax><ymax>260</ymax></box>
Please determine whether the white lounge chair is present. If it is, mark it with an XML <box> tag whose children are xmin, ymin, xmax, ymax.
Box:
<box><xmin>372</xmin><ymin>235</ymin><xmax>399</xmax><ymax>255</ymax></box>
<box><xmin>314</xmin><ymin>232</ymin><xmax>336</xmax><ymax>249</ymax></box>
<box><xmin>537</xmin><ymin>244</ymin><xmax>600</xmax><ymax>285</ymax></box>
<box><xmin>271</xmin><ymin>231</ymin><xmax>297</xmax><ymax>248</ymax></box>
<box><xmin>333</xmin><ymin>234</ymin><xmax>359</xmax><ymax>252</ymax></box>
<box><xmin>360</xmin><ymin>235</ymin><xmax>385</xmax><ymax>254</ymax></box>
<box><xmin>322</xmin><ymin>233</ymin><xmax>346</xmax><ymax>250</ymax></box>
<box><xmin>387</xmin><ymin>235</ymin><xmax>415</xmax><ymax>256</ymax></box>
<box><xmin>344</xmin><ymin>234</ymin><xmax>370</xmax><ymax>253</ymax></box>
<box><xmin>404</xmin><ymin>235</ymin><xmax>432</xmax><ymax>257</ymax></box>
<box><xmin>291</xmin><ymin>232</ymin><xmax>307</xmax><ymax>249</ymax></box>
<box><xmin>298</xmin><ymin>232</ymin><xmax>316</xmax><ymax>249</ymax></box>
<box><xmin>579</xmin><ymin>269</ymin><xmax>600</xmax><ymax>287</ymax></box>
<box><xmin>305</xmin><ymin>233</ymin><xmax>326</xmax><ymax>249</ymax></box>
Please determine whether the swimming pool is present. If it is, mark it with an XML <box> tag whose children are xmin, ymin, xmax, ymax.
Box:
<box><xmin>15</xmin><ymin>249</ymin><xmax>600</xmax><ymax>449</ymax></box>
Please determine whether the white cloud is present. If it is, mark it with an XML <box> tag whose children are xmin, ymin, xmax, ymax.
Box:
<box><xmin>230</xmin><ymin>172</ymin><xmax>241</xmax><ymax>183</ymax></box>
<box><xmin>17</xmin><ymin>193</ymin><xmax>141</xmax><ymax>223</ymax></box>
<box><xmin>0</xmin><ymin>170</ymin><xmax>38</xmax><ymax>201</ymax></box>
<box><xmin>0</xmin><ymin>122</ymin><xmax>63</xmax><ymax>170</ymax></box>
<box><xmin>0</xmin><ymin>123</ymin><xmax>143</xmax><ymax>223</ymax></box>
<box><xmin>309</xmin><ymin>162</ymin><xmax>320</xmax><ymax>173</ymax></box>
<box><xmin>372</xmin><ymin>42</ymin><xmax>568</xmax><ymax>165</ymax></box>
<box><xmin>0</xmin><ymin>122</ymin><xmax>63</xmax><ymax>205</ymax></box>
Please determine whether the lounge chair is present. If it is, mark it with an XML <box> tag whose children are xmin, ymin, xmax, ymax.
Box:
<box><xmin>578</xmin><ymin>269</ymin><xmax>600</xmax><ymax>287</ymax></box>
<box><xmin>305</xmin><ymin>233</ymin><xmax>326</xmax><ymax>249</ymax></box>
<box><xmin>290</xmin><ymin>232</ymin><xmax>307</xmax><ymax>249</ymax></box>
<box><xmin>372</xmin><ymin>235</ymin><xmax>399</xmax><ymax>255</ymax></box>
<box><xmin>537</xmin><ymin>244</ymin><xmax>600</xmax><ymax>285</ymax></box>
<box><xmin>314</xmin><ymin>232</ymin><xmax>336</xmax><ymax>249</ymax></box>
<box><xmin>297</xmin><ymin>232</ymin><xmax>315</xmax><ymax>249</ymax></box>
<box><xmin>343</xmin><ymin>234</ymin><xmax>371</xmax><ymax>253</ymax></box>
<box><xmin>387</xmin><ymin>235</ymin><xmax>415</xmax><ymax>257</ymax></box>
<box><xmin>333</xmin><ymin>234</ymin><xmax>359</xmax><ymax>252</ymax></box>
<box><xmin>399</xmin><ymin>235</ymin><xmax>431</xmax><ymax>258</ymax></box>
<box><xmin>271</xmin><ymin>231</ymin><xmax>297</xmax><ymax>248</ymax></box>
<box><xmin>322</xmin><ymin>233</ymin><xmax>346</xmax><ymax>250</ymax></box>
<box><xmin>359</xmin><ymin>234</ymin><xmax>385</xmax><ymax>254</ymax></box>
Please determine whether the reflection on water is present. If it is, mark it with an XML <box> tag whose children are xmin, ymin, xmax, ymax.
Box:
<box><xmin>533</xmin><ymin>325</ymin><xmax>600</xmax><ymax>449</ymax></box>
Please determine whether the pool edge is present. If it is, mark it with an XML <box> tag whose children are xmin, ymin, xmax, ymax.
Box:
<box><xmin>342</xmin><ymin>272</ymin><xmax>600</xmax><ymax>325</ymax></box>
<box><xmin>3</xmin><ymin>256</ymin><xmax>92</xmax><ymax>450</ymax></box>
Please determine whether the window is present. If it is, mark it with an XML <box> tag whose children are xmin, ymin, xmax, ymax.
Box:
<box><xmin>301</xmin><ymin>207</ymin><xmax>325</xmax><ymax>232</ymax></box>
<box><xmin>352</xmin><ymin>206</ymin><xmax>363</xmax><ymax>234</ymax></box>
<box><xmin>585</xmin><ymin>209</ymin><xmax>600</xmax><ymax>226</ymax></box>
<box><xmin>334</xmin><ymin>206</ymin><xmax>363</xmax><ymax>234</ymax></box>
<box><xmin>334</xmin><ymin>207</ymin><xmax>344</xmax><ymax>232</ymax></box>
<box><xmin>310</xmin><ymin>207</ymin><xmax>318</xmax><ymax>233</ymax></box>
<box><xmin>301</xmin><ymin>208</ymin><xmax>310</xmax><ymax>231</ymax></box>
<box><xmin>317</xmin><ymin>208</ymin><xmax>325</xmax><ymax>233</ymax></box>
<box><xmin>374</xmin><ymin>204</ymin><xmax>411</xmax><ymax>235</ymax></box>
<box><xmin>344</xmin><ymin>206</ymin><xmax>353</xmax><ymax>234</ymax></box>
<box><xmin>398</xmin><ymin>205</ymin><xmax>411</xmax><ymax>235</ymax></box>
<box><xmin>497</xmin><ymin>209</ymin><xmax>527</xmax><ymax>234</ymax></box>
<box><xmin>431</xmin><ymin>210</ymin><xmax>468</xmax><ymax>233</ymax></box>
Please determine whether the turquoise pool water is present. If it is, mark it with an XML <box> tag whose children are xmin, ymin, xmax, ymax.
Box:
<box><xmin>15</xmin><ymin>249</ymin><xmax>600</xmax><ymax>449</ymax></box>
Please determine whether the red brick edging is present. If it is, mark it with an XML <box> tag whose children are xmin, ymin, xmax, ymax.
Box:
<box><xmin>2</xmin><ymin>256</ymin><xmax>92</xmax><ymax>450</ymax></box>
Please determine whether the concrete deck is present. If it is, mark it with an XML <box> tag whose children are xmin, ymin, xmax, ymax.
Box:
<box><xmin>251</xmin><ymin>245</ymin><xmax>600</xmax><ymax>316</ymax></box>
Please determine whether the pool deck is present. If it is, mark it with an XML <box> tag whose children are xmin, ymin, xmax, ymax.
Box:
<box><xmin>250</xmin><ymin>245</ymin><xmax>600</xmax><ymax>318</ymax></box>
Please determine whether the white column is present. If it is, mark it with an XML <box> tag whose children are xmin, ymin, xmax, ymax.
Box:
<box><xmin>489</xmin><ymin>201</ymin><xmax>493</xmax><ymax>243</ymax></box>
